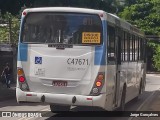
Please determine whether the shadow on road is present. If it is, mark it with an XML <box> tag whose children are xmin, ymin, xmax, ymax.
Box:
<box><xmin>0</xmin><ymin>98</ymin><xmax>48</xmax><ymax>108</ymax></box>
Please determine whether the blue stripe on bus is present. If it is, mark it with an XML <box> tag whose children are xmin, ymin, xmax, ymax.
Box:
<box><xmin>94</xmin><ymin>20</ymin><xmax>107</xmax><ymax>65</ymax></box>
<box><xmin>17</xmin><ymin>43</ymin><xmax>28</xmax><ymax>61</ymax></box>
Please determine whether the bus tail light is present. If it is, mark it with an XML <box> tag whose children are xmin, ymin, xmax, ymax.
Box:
<box><xmin>96</xmin><ymin>81</ymin><xmax>102</xmax><ymax>87</ymax></box>
<box><xmin>19</xmin><ymin>76</ymin><xmax>25</xmax><ymax>83</ymax></box>
<box><xmin>17</xmin><ymin>68</ymin><xmax>30</xmax><ymax>91</ymax></box>
<box><xmin>97</xmin><ymin>74</ymin><xmax>104</xmax><ymax>81</ymax></box>
<box><xmin>18</xmin><ymin>68</ymin><xmax>24</xmax><ymax>76</ymax></box>
<box><xmin>90</xmin><ymin>73</ymin><xmax>105</xmax><ymax>95</ymax></box>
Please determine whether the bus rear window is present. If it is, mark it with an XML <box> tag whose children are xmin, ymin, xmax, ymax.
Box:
<box><xmin>21</xmin><ymin>12</ymin><xmax>103</xmax><ymax>45</ymax></box>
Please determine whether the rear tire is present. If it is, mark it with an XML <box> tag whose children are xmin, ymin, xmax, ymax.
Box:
<box><xmin>119</xmin><ymin>86</ymin><xmax>126</xmax><ymax>111</ymax></box>
<box><xmin>50</xmin><ymin>104</ymin><xmax>70</xmax><ymax>113</ymax></box>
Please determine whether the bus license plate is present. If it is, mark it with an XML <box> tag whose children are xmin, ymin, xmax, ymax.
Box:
<box><xmin>53</xmin><ymin>81</ymin><xmax>67</xmax><ymax>86</ymax></box>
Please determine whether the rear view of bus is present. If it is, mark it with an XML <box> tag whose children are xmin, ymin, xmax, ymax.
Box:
<box><xmin>16</xmin><ymin>7</ymin><xmax>106</xmax><ymax>111</ymax></box>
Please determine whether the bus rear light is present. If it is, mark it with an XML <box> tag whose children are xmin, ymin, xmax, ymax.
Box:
<box><xmin>92</xmin><ymin>88</ymin><xmax>99</xmax><ymax>94</ymax></box>
<box><xmin>97</xmin><ymin>74</ymin><xmax>104</xmax><ymax>81</ymax></box>
<box><xmin>21</xmin><ymin>83</ymin><xmax>28</xmax><ymax>90</ymax></box>
<box><xmin>19</xmin><ymin>76</ymin><xmax>25</xmax><ymax>83</ymax></box>
<box><xmin>17</xmin><ymin>68</ymin><xmax>24</xmax><ymax>76</ymax></box>
<box><xmin>90</xmin><ymin>72</ymin><xmax>105</xmax><ymax>95</ymax></box>
<box><xmin>20</xmin><ymin>82</ymin><xmax>29</xmax><ymax>91</ymax></box>
<box><xmin>17</xmin><ymin>68</ymin><xmax>30</xmax><ymax>91</ymax></box>
<box><xmin>96</xmin><ymin>81</ymin><xmax>102</xmax><ymax>87</ymax></box>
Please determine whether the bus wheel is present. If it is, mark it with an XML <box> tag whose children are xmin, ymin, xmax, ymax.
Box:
<box><xmin>119</xmin><ymin>86</ymin><xmax>126</xmax><ymax>111</ymax></box>
<box><xmin>50</xmin><ymin>104</ymin><xmax>70</xmax><ymax>113</ymax></box>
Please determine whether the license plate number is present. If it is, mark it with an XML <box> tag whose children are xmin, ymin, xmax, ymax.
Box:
<box><xmin>53</xmin><ymin>81</ymin><xmax>67</xmax><ymax>86</ymax></box>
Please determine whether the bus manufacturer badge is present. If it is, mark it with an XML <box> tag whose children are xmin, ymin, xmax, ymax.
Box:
<box><xmin>35</xmin><ymin>57</ymin><xmax>42</xmax><ymax>64</ymax></box>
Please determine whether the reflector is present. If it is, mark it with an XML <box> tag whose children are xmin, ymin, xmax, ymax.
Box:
<box><xmin>87</xmin><ymin>98</ymin><xmax>92</xmax><ymax>100</ymax></box>
<box><xmin>26</xmin><ymin>94</ymin><xmax>32</xmax><ymax>96</ymax></box>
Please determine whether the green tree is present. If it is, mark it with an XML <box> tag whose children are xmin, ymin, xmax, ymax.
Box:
<box><xmin>0</xmin><ymin>12</ymin><xmax>20</xmax><ymax>44</ymax></box>
<box><xmin>33</xmin><ymin>0</ymin><xmax>117</xmax><ymax>13</ymax></box>
<box><xmin>119</xmin><ymin>0</ymin><xmax>160</xmax><ymax>35</ymax></box>
<box><xmin>0</xmin><ymin>0</ymin><xmax>34</xmax><ymax>15</ymax></box>
<box><xmin>119</xmin><ymin>0</ymin><xmax>160</xmax><ymax>71</ymax></box>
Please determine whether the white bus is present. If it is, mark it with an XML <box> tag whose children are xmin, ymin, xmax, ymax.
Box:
<box><xmin>16</xmin><ymin>7</ymin><xmax>146</xmax><ymax>111</ymax></box>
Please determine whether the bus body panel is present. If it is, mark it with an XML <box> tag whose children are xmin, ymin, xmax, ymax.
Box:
<box><xmin>16</xmin><ymin>87</ymin><xmax>106</xmax><ymax>108</ymax></box>
<box><xmin>16</xmin><ymin>7</ymin><xmax>146</xmax><ymax>111</ymax></box>
<box><xmin>18</xmin><ymin>44</ymin><xmax>107</xmax><ymax>95</ymax></box>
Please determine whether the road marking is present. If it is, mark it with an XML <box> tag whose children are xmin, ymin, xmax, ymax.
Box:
<box><xmin>127</xmin><ymin>91</ymin><xmax>156</xmax><ymax>120</ymax></box>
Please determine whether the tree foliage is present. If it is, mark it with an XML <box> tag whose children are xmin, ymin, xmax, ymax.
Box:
<box><xmin>33</xmin><ymin>0</ymin><xmax>116</xmax><ymax>13</ymax></box>
<box><xmin>119</xmin><ymin>0</ymin><xmax>160</xmax><ymax>35</ymax></box>
<box><xmin>0</xmin><ymin>12</ymin><xmax>20</xmax><ymax>44</ymax></box>
<box><xmin>0</xmin><ymin>0</ymin><xmax>118</xmax><ymax>15</ymax></box>
<box><xmin>119</xmin><ymin>0</ymin><xmax>160</xmax><ymax>71</ymax></box>
<box><xmin>148</xmin><ymin>41</ymin><xmax>160</xmax><ymax>71</ymax></box>
<box><xmin>0</xmin><ymin>0</ymin><xmax>23</xmax><ymax>15</ymax></box>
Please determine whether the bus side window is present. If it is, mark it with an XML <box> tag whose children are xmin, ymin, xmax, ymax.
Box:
<box><xmin>127</xmin><ymin>33</ymin><xmax>130</xmax><ymax>61</ymax></box>
<box><xmin>130</xmin><ymin>35</ymin><xmax>133</xmax><ymax>61</ymax></box>
<box><xmin>140</xmin><ymin>38</ymin><xmax>144</xmax><ymax>60</ymax></box>
<box><xmin>135</xmin><ymin>36</ymin><xmax>138</xmax><ymax>61</ymax></box>
<box><xmin>107</xmin><ymin>25</ymin><xmax>115</xmax><ymax>62</ymax></box>
<box><xmin>124</xmin><ymin>32</ymin><xmax>128</xmax><ymax>61</ymax></box>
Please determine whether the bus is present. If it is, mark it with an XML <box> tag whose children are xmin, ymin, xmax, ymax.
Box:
<box><xmin>16</xmin><ymin>7</ymin><xmax>146</xmax><ymax>111</ymax></box>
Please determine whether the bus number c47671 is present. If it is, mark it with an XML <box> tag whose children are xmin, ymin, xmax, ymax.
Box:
<box><xmin>67</xmin><ymin>58</ymin><xmax>89</xmax><ymax>65</ymax></box>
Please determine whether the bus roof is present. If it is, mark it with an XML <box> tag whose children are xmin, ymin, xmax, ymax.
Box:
<box><xmin>106</xmin><ymin>12</ymin><xmax>145</xmax><ymax>37</ymax></box>
<box><xmin>23</xmin><ymin>7</ymin><xmax>104</xmax><ymax>15</ymax></box>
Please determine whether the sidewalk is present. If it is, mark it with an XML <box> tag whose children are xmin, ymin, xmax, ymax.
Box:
<box><xmin>0</xmin><ymin>82</ymin><xmax>16</xmax><ymax>101</ymax></box>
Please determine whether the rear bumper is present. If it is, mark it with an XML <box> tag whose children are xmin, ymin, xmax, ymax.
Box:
<box><xmin>16</xmin><ymin>88</ymin><xmax>106</xmax><ymax>109</ymax></box>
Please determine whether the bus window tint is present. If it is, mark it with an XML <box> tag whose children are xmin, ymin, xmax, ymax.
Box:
<box><xmin>21</xmin><ymin>13</ymin><xmax>102</xmax><ymax>45</ymax></box>
<box><xmin>107</xmin><ymin>25</ymin><xmax>115</xmax><ymax>62</ymax></box>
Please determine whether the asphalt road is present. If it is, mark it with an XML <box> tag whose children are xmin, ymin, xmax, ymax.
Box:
<box><xmin>0</xmin><ymin>74</ymin><xmax>160</xmax><ymax>120</ymax></box>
